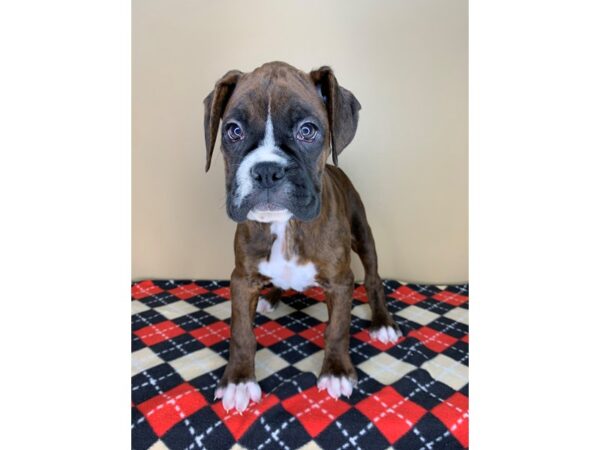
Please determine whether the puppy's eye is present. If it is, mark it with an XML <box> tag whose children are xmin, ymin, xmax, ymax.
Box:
<box><xmin>225</xmin><ymin>123</ymin><xmax>245</xmax><ymax>142</ymax></box>
<box><xmin>297</xmin><ymin>122</ymin><xmax>318</xmax><ymax>142</ymax></box>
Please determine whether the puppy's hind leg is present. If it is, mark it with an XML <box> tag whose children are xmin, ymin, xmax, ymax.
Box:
<box><xmin>257</xmin><ymin>287</ymin><xmax>282</xmax><ymax>314</ymax></box>
<box><xmin>350</xmin><ymin>201</ymin><xmax>402</xmax><ymax>344</ymax></box>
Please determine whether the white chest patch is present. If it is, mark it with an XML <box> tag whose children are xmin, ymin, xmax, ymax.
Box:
<box><xmin>258</xmin><ymin>220</ymin><xmax>318</xmax><ymax>292</ymax></box>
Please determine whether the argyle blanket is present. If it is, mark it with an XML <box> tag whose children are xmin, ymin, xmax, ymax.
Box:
<box><xmin>132</xmin><ymin>280</ymin><xmax>469</xmax><ymax>450</ymax></box>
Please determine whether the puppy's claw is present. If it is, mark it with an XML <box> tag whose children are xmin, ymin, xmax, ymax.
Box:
<box><xmin>247</xmin><ymin>381</ymin><xmax>262</xmax><ymax>402</ymax></box>
<box><xmin>369</xmin><ymin>325</ymin><xmax>402</xmax><ymax>344</ymax></box>
<box><xmin>340</xmin><ymin>377</ymin><xmax>353</xmax><ymax>397</ymax></box>
<box><xmin>317</xmin><ymin>375</ymin><xmax>355</xmax><ymax>399</ymax></box>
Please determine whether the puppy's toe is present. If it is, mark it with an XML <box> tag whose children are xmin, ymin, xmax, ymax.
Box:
<box><xmin>369</xmin><ymin>325</ymin><xmax>402</xmax><ymax>344</ymax></box>
<box><xmin>214</xmin><ymin>381</ymin><xmax>262</xmax><ymax>413</ymax></box>
<box><xmin>256</xmin><ymin>297</ymin><xmax>275</xmax><ymax>314</ymax></box>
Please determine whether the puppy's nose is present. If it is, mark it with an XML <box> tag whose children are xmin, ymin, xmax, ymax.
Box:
<box><xmin>250</xmin><ymin>162</ymin><xmax>286</xmax><ymax>189</ymax></box>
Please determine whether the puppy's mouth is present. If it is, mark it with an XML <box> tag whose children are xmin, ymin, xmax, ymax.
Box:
<box><xmin>247</xmin><ymin>202</ymin><xmax>292</xmax><ymax>223</ymax></box>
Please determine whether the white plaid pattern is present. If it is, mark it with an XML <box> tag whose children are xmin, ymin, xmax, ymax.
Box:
<box><xmin>169</xmin><ymin>348</ymin><xmax>227</xmax><ymax>381</ymax></box>
<box><xmin>132</xmin><ymin>347</ymin><xmax>164</xmax><ymax>376</ymax></box>
<box><xmin>155</xmin><ymin>300</ymin><xmax>200</xmax><ymax>320</ymax></box>
<box><xmin>358</xmin><ymin>353</ymin><xmax>418</xmax><ymax>385</ymax></box>
<box><xmin>421</xmin><ymin>354</ymin><xmax>468</xmax><ymax>391</ymax></box>
<box><xmin>395</xmin><ymin>305</ymin><xmax>441</xmax><ymax>325</ymax></box>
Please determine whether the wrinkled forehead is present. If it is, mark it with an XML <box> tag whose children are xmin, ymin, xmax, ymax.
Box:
<box><xmin>223</xmin><ymin>71</ymin><xmax>327</xmax><ymax>127</ymax></box>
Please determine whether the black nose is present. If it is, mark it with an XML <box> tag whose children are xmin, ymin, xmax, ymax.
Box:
<box><xmin>250</xmin><ymin>162</ymin><xmax>286</xmax><ymax>189</ymax></box>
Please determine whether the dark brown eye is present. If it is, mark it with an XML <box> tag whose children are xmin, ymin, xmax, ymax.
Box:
<box><xmin>297</xmin><ymin>122</ymin><xmax>318</xmax><ymax>142</ymax></box>
<box><xmin>226</xmin><ymin>123</ymin><xmax>244</xmax><ymax>142</ymax></box>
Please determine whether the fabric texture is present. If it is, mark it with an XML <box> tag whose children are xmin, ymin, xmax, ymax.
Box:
<box><xmin>132</xmin><ymin>280</ymin><xmax>469</xmax><ymax>449</ymax></box>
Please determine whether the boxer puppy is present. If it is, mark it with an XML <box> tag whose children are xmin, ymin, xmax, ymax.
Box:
<box><xmin>203</xmin><ymin>62</ymin><xmax>401</xmax><ymax>413</ymax></box>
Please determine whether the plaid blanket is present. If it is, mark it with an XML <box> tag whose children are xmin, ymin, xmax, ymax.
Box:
<box><xmin>132</xmin><ymin>280</ymin><xmax>469</xmax><ymax>449</ymax></box>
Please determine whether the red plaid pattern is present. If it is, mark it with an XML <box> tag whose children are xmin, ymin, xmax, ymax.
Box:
<box><xmin>388</xmin><ymin>285</ymin><xmax>428</xmax><ymax>304</ymax></box>
<box><xmin>189</xmin><ymin>320</ymin><xmax>230</xmax><ymax>346</ymax></box>
<box><xmin>132</xmin><ymin>280</ymin><xmax>163</xmax><ymax>299</ymax></box>
<box><xmin>255</xmin><ymin>320</ymin><xmax>295</xmax><ymax>346</ymax></box>
<box><xmin>356</xmin><ymin>386</ymin><xmax>427</xmax><ymax>443</ymax></box>
<box><xmin>432</xmin><ymin>392</ymin><xmax>469</xmax><ymax>448</ymax></box>
<box><xmin>169</xmin><ymin>283</ymin><xmax>209</xmax><ymax>300</ymax></box>
<box><xmin>282</xmin><ymin>386</ymin><xmax>352</xmax><ymax>437</ymax></box>
<box><xmin>432</xmin><ymin>290</ymin><xmax>469</xmax><ymax>306</ymax></box>
<box><xmin>134</xmin><ymin>320</ymin><xmax>186</xmax><ymax>346</ymax></box>
<box><xmin>409</xmin><ymin>326</ymin><xmax>459</xmax><ymax>352</ymax></box>
<box><xmin>132</xmin><ymin>280</ymin><xmax>468</xmax><ymax>449</ymax></box>
<box><xmin>137</xmin><ymin>383</ymin><xmax>207</xmax><ymax>437</ymax></box>
<box><xmin>298</xmin><ymin>323</ymin><xmax>327</xmax><ymax>348</ymax></box>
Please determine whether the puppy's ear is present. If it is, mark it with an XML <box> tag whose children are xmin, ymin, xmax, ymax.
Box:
<box><xmin>203</xmin><ymin>70</ymin><xmax>243</xmax><ymax>172</ymax></box>
<box><xmin>310</xmin><ymin>66</ymin><xmax>361</xmax><ymax>166</ymax></box>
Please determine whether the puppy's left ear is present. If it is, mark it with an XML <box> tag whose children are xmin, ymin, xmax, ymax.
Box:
<box><xmin>310</xmin><ymin>66</ymin><xmax>361</xmax><ymax>166</ymax></box>
<box><xmin>203</xmin><ymin>70</ymin><xmax>243</xmax><ymax>172</ymax></box>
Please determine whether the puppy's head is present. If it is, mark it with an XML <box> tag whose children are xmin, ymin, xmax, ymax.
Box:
<box><xmin>204</xmin><ymin>62</ymin><xmax>361</xmax><ymax>223</ymax></box>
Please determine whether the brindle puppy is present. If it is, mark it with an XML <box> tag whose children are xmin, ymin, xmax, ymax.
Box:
<box><xmin>204</xmin><ymin>62</ymin><xmax>401</xmax><ymax>413</ymax></box>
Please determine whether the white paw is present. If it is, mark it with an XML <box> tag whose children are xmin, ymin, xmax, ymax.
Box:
<box><xmin>214</xmin><ymin>381</ymin><xmax>262</xmax><ymax>413</ymax></box>
<box><xmin>369</xmin><ymin>325</ymin><xmax>402</xmax><ymax>344</ymax></box>
<box><xmin>317</xmin><ymin>375</ymin><xmax>356</xmax><ymax>399</ymax></box>
<box><xmin>256</xmin><ymin>297</ymin><xmax>275</xmax><ymax>314</ymax></box>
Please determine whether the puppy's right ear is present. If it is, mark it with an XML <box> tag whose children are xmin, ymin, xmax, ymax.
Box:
<box><xmin>203</xmin><ymin>70</ymin><xmax>243</xmax><ymax>172</ymax></box>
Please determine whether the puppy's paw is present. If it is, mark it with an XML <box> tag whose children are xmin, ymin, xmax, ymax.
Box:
<box><xmin>317</xmin><ymin>375</ymin><xmax>356</xmax><ymax>399</ymax></box>
<box><xmin>256</xmin><ymin>297</ymin><xmax>275</xmax><ymax>314</ymax></box>
<box><xmin>369</xmin><ymin>325</ymin><xmax>402</xmax><ymax>344</ymax></box>
<box><xmin>214</xmin><ymin>381</ymin><xmax>262</xmax><ymax>413</ymax></box>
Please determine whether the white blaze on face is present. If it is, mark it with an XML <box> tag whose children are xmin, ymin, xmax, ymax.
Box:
<box><xmin>233</xmin><ymin>110</ymin><xmax>286</xmax><ymax>208</ymax></box>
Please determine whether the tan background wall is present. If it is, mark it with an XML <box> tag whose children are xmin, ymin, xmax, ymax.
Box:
<box><xmin>132</xmin><ymin>0</ymin><xmax>468</xmax><ymax>284</ymax></box>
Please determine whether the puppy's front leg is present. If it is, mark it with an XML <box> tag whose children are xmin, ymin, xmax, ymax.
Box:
<box><xmin>318</xmin><ymin>272</ymin><xmax>358</xmax><ymax>399</ymax></box>
<box><xmin>215</xmin><ymin>271</ymin><xmax>261</xmax><ymax>412</ymax></box>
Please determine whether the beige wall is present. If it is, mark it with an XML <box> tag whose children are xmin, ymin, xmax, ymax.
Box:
<box><xmin>132</xmin><ymin>0</ymin><xmax>468</xmax><ymax>284</ymax></box>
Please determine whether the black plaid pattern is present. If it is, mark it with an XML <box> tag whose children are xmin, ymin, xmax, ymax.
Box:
<box><xmin>132</xmin><ymin>280</ymin><xmax>469</xmax><ymax>449</ymax></box>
